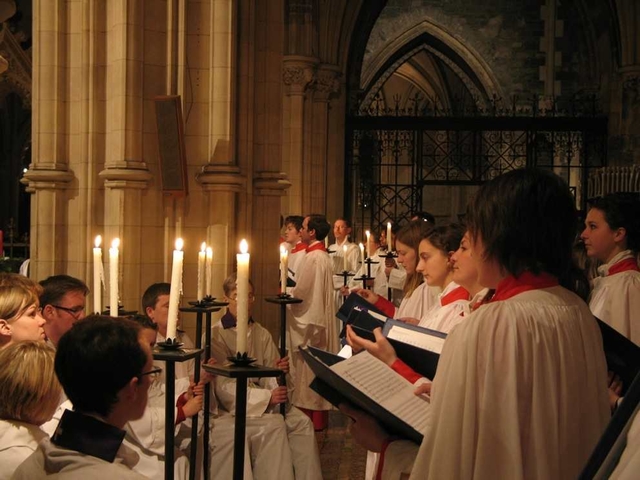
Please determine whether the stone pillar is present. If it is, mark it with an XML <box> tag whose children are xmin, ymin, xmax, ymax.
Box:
<box><xmin>610</xmin><ymin>0</ymin><xmax>640</xmax><ymax>165</ymax></box>
<box><xmin>282</xmin><ymin>56</ymin><xmax>316</xmax><ymax>214</ymax></box>
<box><xmin>99</xmin><ymin>0</ymin><xmax>151</xmax><ymax>311</ymax></box>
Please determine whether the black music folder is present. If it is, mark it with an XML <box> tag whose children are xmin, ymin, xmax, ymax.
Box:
<box><xmin>337</xmin><ymin>292</ymin><xmax>387</xmax><ymax>323</ymax></box>
<box><xmin>596</xmin><ymin>317</ymin><xmax>640</xmax><ymax>394</ymax></box>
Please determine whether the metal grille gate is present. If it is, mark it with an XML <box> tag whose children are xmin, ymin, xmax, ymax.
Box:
<box><xmin>345</xmin><ymin>95</ymin><xmax>608</xmax><ymax>233</ymax></box>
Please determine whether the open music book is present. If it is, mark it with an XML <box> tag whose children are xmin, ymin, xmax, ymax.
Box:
<box><xmin>301</xmin><ymin>346</ymin><xmax>429</xmax><ymax>444</ymax></box>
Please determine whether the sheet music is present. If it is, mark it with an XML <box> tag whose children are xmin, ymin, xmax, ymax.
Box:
<box><xmin>331</xmin><ymin>351</ymin><xmax>430</xmax><ymax>435</ymax></box>
<box><xmin>386</xmin><ymin>325</ymin><xmax>445</xmax><ymax>354</ymax></box>
<box><xmin>366</xmin><ymin>310</ymin><xmax>388</xmax><ymax>323</ymax></box>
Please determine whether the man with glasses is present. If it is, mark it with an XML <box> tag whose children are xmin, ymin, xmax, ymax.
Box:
<box><xmin>38</xmin><ymin>275</ymin><xmax>89</xmax><ymax>436</ymax></box>
<box><xmin>13</xmin><ymin>316</ymin><xmax>152</xmax><ymax>479</ymax></box>
<box><xmin>39</xmin><ymin>274</ymin><xmax>89</xmax><ymax>347</ymax></box>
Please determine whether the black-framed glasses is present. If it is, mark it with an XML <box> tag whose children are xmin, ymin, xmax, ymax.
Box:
<box><xmin>50</xmin><ymin>304</ymin><xmax>85</xmax><ymax>319</ymax></box>
<box><xmin>139</xmin><ymin>367</ymin><xmax>162</xmax><ymax>381</ymax></box>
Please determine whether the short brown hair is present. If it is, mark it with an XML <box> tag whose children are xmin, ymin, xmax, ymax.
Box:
<box><xmin>0</xmin><ymin>341</ymin><xmax>61</xmax><ymax>425</ymax></box>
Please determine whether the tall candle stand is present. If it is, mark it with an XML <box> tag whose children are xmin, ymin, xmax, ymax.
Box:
<box><xmin>179</xmin><ymin>296</ymin><xmax>228</xmax><ymax>480</ymax></box>
<box><xmin>264</xmin><ymin>293</ymin><xmax>303</xmax><ymax>415</ymax></box>
<box><xmin>382</xmin><ymin>251</ymin><xmax>398</xmax><ymax>301</ymax></box>
<box><xmin>153</xmin><ymin>344</ymin><xmax>204</xmax><ymax>480</ymax></box>
<box><xmin>354</xmin><ymin>257</ymin><xmax>378</xmax><ymax>290</ymax></box>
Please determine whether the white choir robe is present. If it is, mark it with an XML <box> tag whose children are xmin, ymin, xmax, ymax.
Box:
<box><xmin>209</xmin><ymin>320</ymin><xmax>322</xmax><ymax>480</ymax></box>
<box><xmin>418</xmin><ymin>282</ymin><xmax>467</xmax><ymax>332</ymax></box>
<box><xmin>123</xmin><ymin>378</ymin><xmax>191</xmax><ymax>480</ymax></box>
<box><xmin>589</xmin><ymin>250</ymin><xmax>640</xmax><ymax>345</ymax></box>
<box><xmin>382</xmin><ymin>286</ymin><xmax>610</xmax><ymax>480</ymax></box>
<box><xmin>330</xmin><ymin>240</ymin><xmax>362</xmax><ymax>333</ymax></box>
<box><xmin>394</xmin><ymin>282</ymin><xmax>440</xmax><ymax>320</ymax></box>
<box><xmin>609</xmin><ymin>407</ymin><xmax>640</xmax><ymax>479</ymax></box>
<box><xmin>288</xmin><ymin>244</ymin><xmax>340</xmax><ymax>410</ymax></box>
<box><xmin>286</xmin><ymin>242</ymin><xmax>307</xmax><ymax>292</ymax></box>
<box><xmin>0</xmin><ymin>419</ymin><xmax>48</xmax><ymax>480</ymax></box>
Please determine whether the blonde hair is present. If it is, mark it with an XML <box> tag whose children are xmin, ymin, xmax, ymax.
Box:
<box><xmin>0</xmin><ymin>284</ymin><xmax>39</xmax><ymax>323</ymax></box>
<box><xmin>0</xmin><ymin>341</ymin><xmax>62</xmax><ymax>425</ymax></box>
<box><xmin>0</xmin><ymin>273</ymin><xmax>43</xmax><ymax>297</ymax></box>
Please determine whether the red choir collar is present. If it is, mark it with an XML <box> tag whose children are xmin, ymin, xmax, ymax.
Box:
<box><xmin>608</xmin><ymin>258</ymin><xmax>640</xmax><ymax>276</ymax></box>
<box><xmin>441</xmin><ymin>285</ymin><xmax>470</xmax><ymax>306</ymax></box>
<box><xmin>491</xmin><ymin>271</ymin><xmax>559</xmax><ymax>303</ymax></box>
<box><xmin>291</xmin><ymin>242</ymin><xmax>308</xmax><ymax>254</ymax></box>
<box><xmin>306</xmin><ymin>241</ymin><xmax>326</xmax><ymax>253</ymax></box>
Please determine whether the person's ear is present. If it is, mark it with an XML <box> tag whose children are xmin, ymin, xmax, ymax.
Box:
<box><xmin>42</xmin><ymin>304</ymin><xmax>55</xmax><ymax>318</ymax></box>
<box><xmin>0</xmin><ymin>319</ymin><xmax>11</xmax><ymax>336</ymax></box>
<box><xmin>613</xmin><ymin>227</ymin><xmax>627</xmax><ymax>245</ymax></box>
<box><xmin>122</xmin><ymin>376</ymin><xmax>141</xmax><ymax>402</ymax></box>
<box><xmin>145</xmin><ymin>306</ymin><xmax>155</xmax><ymax>319</ymax></box>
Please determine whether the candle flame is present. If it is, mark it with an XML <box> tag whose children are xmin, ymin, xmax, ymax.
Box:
<box><xmin>200</xmin><ymin>242</ymin><xmax>206</xmax><ymax>253</ymax></box>
<box><xmin>94</xmin><ymin>235</ymin><xmax>102</xmax><ymax>248</ymax></box>
<box><xmin>343</xmin><ymin>245</ymin><xmax>348</xmax><ymax>252</ymax></box>
<box><xmin>359</xmin><ymin>242</ymin><xmax>364</xmax><ymax>249</ymax></box>
<box><xmin>239</xmin><ymin>239</ymin><xmax>249</xmax><ymax>254</ymax></box>
<box><xmin>365</xmin><ymin>230</ymin><xmax>370</xmax><ymax>237</ymax></box>
<box><xmin>280</xmin><ymin>245</ymin><xmax>288</xmax><ymax>256</ymax></box>
<box><xmin>206</xmin><ymin>247</ymin><xmax>213</xmax><ymax>258</ymax></box>
<box><xmin>111</xmin><ymin>238</ymin><xmax>120</xmax><ymax>249</ymax></box>
<box><xmin>387</xmin><ymin>222</ymin><xmax>392</xmax><ymax>228</ymax></box>
<box><xmin>175</xmin><ymin>238</ymin><xmax>184</xmax><ymax>251</ymax></box>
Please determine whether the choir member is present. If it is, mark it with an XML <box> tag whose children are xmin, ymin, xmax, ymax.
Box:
<box><xmin>0</xmin><ymin>282</ymin><xmax>46</xmax><ymax>349</ymax></box>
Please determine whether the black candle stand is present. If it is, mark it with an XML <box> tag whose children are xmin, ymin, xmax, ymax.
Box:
<box><xmin>178</xmin><ymin>300</ymin><xmax>228</xmax><ymax>480</ymax></box>
<box><xmin>264</xmin><ymin>293</ymin><xmax>302</xmax><ymax>415</ymax></box>
<box><xmin>382</xmin><ymin>251</ymin><xmax>398</xmax><ymax>301</ymax></box>
<box><xmin>203</xmin><ymin>362</ymin><xmax>281</xmax><ymax>480</ymax></box>
<box><xmin>153</xmin><ymin>346</ymin><xmax>204</xmax><ymax>480</ymax></box>
<box><xmin>101</xmin><ymin>306</ymin><xmax>137</xmax><ymax>316</ymax></box>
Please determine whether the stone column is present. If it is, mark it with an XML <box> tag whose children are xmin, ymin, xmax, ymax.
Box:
<box><xmin>98</xmin><ymin>0</ymin><xmax>151</xmax><ymax>311</ymax></box>
<box><xmin>282</xmin><ymin>56</ymin><xmax>316</xmax><ymax>214</ymax></box>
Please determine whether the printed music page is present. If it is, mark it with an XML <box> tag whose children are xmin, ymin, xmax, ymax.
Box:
<box><xmin>386</xmin><ymin>325</ymin><xmax>445</xmax><ymax>354</ymax></box>
<box><xmin>331</xmin><ymin>351</ymin><xmax>430</xmax><ymax>435</ymax></box>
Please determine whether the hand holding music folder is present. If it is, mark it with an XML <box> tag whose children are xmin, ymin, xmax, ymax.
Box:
<box><xmin>300</xmin><ymin>346</ymin><xmax>429</xmax><ymax>444</ymax></box>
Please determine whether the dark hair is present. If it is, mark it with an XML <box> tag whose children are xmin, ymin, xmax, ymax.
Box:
<box><xmin>395</xmin><ymin>220</ymin><xmax>434</xmax><ymax>296</ymax></box>
<box><xmin>284</xmin><ymin>215</ymin><xmax>304</xmax><ymax>231</ymax></box>
<box><xmin>142</xmin><ymin>283</ymin><xmax>171</xmax><ymax>313</ymax></box>
<box><xmin>334</xmin><ymin>218</ymin><xmax>352</xmax><ymax>228</ymax></box>
<box><xmin>424</xmin><ymin>223</ymin><xmax>465</xmax><ymax>254</ymax></box>
<box><xmin>55</xmin><ymin>315</ymin><xmax>146</xmax><ymax>417</ymax></box>
<box><xmin>306</xmin><ymin>214</ymin><xmax>331</xmax><ymax>241</ymax></box>
<box><xmin>39</xmin><ymin>275</ymin><xmax>89</xmax><ymax>308</ymax></box>
<box><xmin>222</xmin><ymin>273</ymin><xmax>255</xmax><ymax>297</ymax></box>
<box><xmin>589</xmin><ymin>192</ymin><xmax>640</xmax><ymax>252</ymax></box>
<box><xmin>411</xmin><ymin>211</ymin><xmax>436</xmax><ymax>224</ymax></box>
<box><xmin>467</xmin><ymin>168</ymin><xmax>577</xmax><ymax>286</ymax></box>
<box><xmin>128</xmin><ymin>314</ymin><xmax>158</xmax><ymax>331</ymax></box>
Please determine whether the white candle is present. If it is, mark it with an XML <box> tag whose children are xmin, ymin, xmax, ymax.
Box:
<box><xmin>236</xmin><ymin>239</ymin><xmax>250</xmax><ymax>354</ymax></box>
<box><xmin>167</xmin><ymin>238</ymin><xmax>184</xmax><ymax>341</ymax></box>
<box><xmin>205</xmin><ymin>247</ymin><xmax>213</xmax><ymax>297</ymax></box>
<box><xmin>359</xmin><ymin>242</ymin><xmax>364</xmax><ymax>266</ymax></box>
<box><xmin>197</xmin><ymin>242</ymin><xmax>206</xmax><ymax>301</ymax></box>
<box><xmin>387</xmin><ymin>222</ymin><xmax>392</xmax><ymax>251</ymax></box>
<box><xmin>93</xmin><ymin>236</ymin><xmax>103</xmax><ymax>314</ymax></box>
<box><xmin>365</xmin><ymin>230</ymin><xmax>371</xmax><ymax>259</ymax></box>
<box><xmin>324</xmin><ymin>236</ymin><xmax>329</xmax><ymax>248</ymax></box>
<box><xmin>109</xmin><ymin>238</ymin><xmax>120</xmax><ymax>317</ymax></box>
<box><xmin>343</xmin><ymin>244</ymin><xmax>348</xmax><ymax>271</ymax></box>
<box><xmin>280</xmin><ymin>245</ymin><xmax>288</xmax><ymax>294</ymax></box>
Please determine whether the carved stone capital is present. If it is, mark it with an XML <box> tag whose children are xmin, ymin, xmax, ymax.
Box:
<box><xmin>196</xmin><ymin>163</ymin><xmax>245</xmax><ymax>192</ymax></box>
<box><xmin>0</xmin><ymin>26</ymin><xmax>32</xmax><ymax>107</ymax></box>
<box><xmin>253</xmin><ymin>171</ymin><xmax>291</xmax><ymax>196</ymax></box>
<box><xmin>99</xmin><ymin>167</ymin><xmax>152</xmax><ymax>190</ymax></box>
<box><xmin>20</xmin><ymin>166</ymin><xmax>74</xmax><ymax>193</ymax></box>
<box><xmin>312</xmin><ymin>64</ymin><xmax>341</xmax><ymax>101</ymax></box>
<box><xmin>283</xmin><ymin>55</ymin><xmax>318</xmax><ymax>95</ymax></box>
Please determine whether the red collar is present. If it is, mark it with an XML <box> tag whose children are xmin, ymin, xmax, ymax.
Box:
<box><xmin>441</xmin><ymin>286</ymin><xmax>469</xmax><ymax>306</ymax></box>
<box><xmin>491</xmin><ymin>271</ymin><xmax>559</xmax><ymax>303</ymax></box>
<box><xmin>306</xmin><ymin>242</ymin><xmax>326</xmax><ymax>253</ymax></box>
<box><xmin>291</xmin><ymin>242</ymin><xmax>308</xmax><ymax>254</ymax></box>
<box><xmin>608</xmin><ymin>258</ymin><xmax>640</xmax><ymax>275</ymax></box>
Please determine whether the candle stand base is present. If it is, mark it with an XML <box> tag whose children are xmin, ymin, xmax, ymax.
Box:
<box><xmin>156</xmin><ymin>340</ymin><xmax>184</xmax><ymax>350</ymax></box>
<box><xmin>227</xmin><ymin>355</ymin><xmax>257</xmax><ymax>366</ymax></box>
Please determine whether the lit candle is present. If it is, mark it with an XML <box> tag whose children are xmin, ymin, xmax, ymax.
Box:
<box><xmin>205</xmin><ymin>247</ymin><xmax>213</xmax><ymax>296</ymax></box>
<box><xmin>197</xmin><ymin>242</ymin><xmax>206</xmax><ymax>301</ymax></box>
<box><xmin>236</xmin><ymin>240</ymin><xmax>250</xmax><ymax>354</ymax></box>
<box><xmin>359</xmin><ymin>242</ymin><xmax>364</xmax><ymax>266</ymax></box>
<box><xmin>93</xmin><ymin>236</ymin><xmax>103</xmax><ymax>314</ymax></box>
<box><xmin>280</xmin><ymin>245</ymin><xmax>288</xmax><ymax>294</ymax></box>
<box><xmin>343</xmin><ymin>244</ymin><xmax>348</xmax><ymax>271</ymax></box>
<box><xmin>365</xmin><ymin>230</ymin><xmax>371</xmax><ymax>259</ymax></box>
<box><xmin>109</xmin><ymin>238</ymin><xmax>120</xmax><ymax>317</ymax></box>
<box><xmin>167</xmin><ymin>238</ymin><xmax>184</xmax><ymax>341</ymax></box>
<box><xmin>387</xmin><ymin>222</ymin><xmax>393</xmax><ymax>251</ymax></box>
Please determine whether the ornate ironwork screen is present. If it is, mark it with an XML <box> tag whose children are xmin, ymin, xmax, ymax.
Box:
<box><xmin>345</xmin><ymin>95</ymin><xmax>607</xmax><ymax>235</ymax></box>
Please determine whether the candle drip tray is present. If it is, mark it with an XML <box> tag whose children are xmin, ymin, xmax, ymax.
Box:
<box><xmin>157</xmin><ymin>341</ymin><xmax>184</xmax><ymax>350</ymax></box>
<box><xmin>227</xmin><ymin>355</ymin><xmax>257</xmax><ymax>366</ymax></box>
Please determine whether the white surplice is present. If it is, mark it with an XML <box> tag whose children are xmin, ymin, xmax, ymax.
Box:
<box><xmin>387</xmin><ymin>286</ymin><xmax>610</xmax><ymax>480</ymax></box>
<box><xmin>0</xmin><ymin>419</ymin><xmax>48</xmax><ymax>480</ymax></box>
<box><xmin>209</xmin><ymin>320</ymin><xmax>322</xmax><ymax>480</ymax></box>
<box><xmin>395</xmin><ymin>282</ymin><xmax>440</xmax><ymax>320</ymax></box>
<box><xmin>418</xmin><ymin>282</ymin><xmax>468</xmax><ymax>333</ymax></box>
<box><xmin>589</xmin><ymin>250</ymin><xmax>640</xmax><ymax>345</ymax></box>
<box><xmin>288</xmin><ymin>244</ymin><xmax>339</xmax><ymax>410</ymax></box>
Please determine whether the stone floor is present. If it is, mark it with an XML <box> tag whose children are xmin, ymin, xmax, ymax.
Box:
<box><xmin>317</xmin><ymin>411</ymin><xmax>367</xmax><ymax>480</ymax></box>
